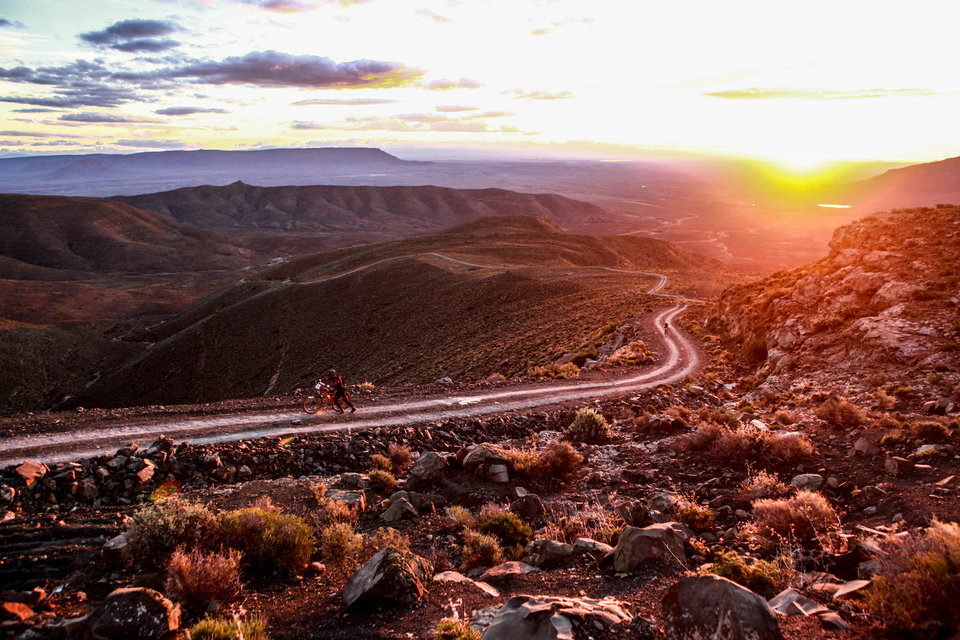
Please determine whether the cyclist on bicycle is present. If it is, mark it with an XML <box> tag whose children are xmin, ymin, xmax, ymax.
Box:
<box><xmin>323</xmin><ymin>369</ymin><xmax>356</xmax><ymax>414</ymax></box>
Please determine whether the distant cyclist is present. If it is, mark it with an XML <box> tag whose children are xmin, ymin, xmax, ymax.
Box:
<box><xmin>664</xmin><ymin>321</ymin><xmax>670</xmax><ymax>331</ymax></box>
<box><xmin>323</xmin><ymin>369</ymin><xmax>356</xmax><ymax>414</ymax></box>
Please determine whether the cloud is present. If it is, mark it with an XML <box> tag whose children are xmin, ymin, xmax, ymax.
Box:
<box><xmin>228</xmin><ymin>0</ymin><xmax>370</xmax><ymax>11</ymax></box>
<box><xmin>704</xmin><ymin>87</ymin><xmax>938</xmax><ymax>100</ymax></box>
<box><xmin>80</xmin><ymin>19</ymin><xmax>180</xmax><ymax>52</ymax></box>
<box><xmin>290</xmin><ymin>120</ymin><xmax>327</xmax><ymax>129</ymax></box>
<box><xmin>510</xmin><ymin>89</ymin><xmax>573</xmax><ymax>100</ymax></box>
<box><xmin>0</xmin><ymin>18</ymin><xmax>27</xmax><ymax>29</ymax></box>
<box><xmin>530</xmin><ymin>17</ymin><xmax>593</xmax><ymax>36</ymax></box>
<box><xmin>60</xmin><ymin>112</ymin><xmax>159</xmax><ymax>123</ymax></box>
<box><xmin>12</xmin><ymin>108</ymin><xmax>60</xmax><ymax>113</ymax></box>
<box><xmin>155</xmin><ymin>106</ymin><xmax>230</xmax><ymax>115</ymax></box>
<box><xmin>435</xmin><ymin>104</ymin><xmax>476</xmax><ymax>112</ymax></box>
<box><xmin>123</xmin><ymin>51</ymin><xmax>423</xmax><ymax>88</ymax></box>
<box><xmin>0</xmin><ymin>130</ymin><xmax>79</xmax><ymax>138</ymax></box>
<box><xmin>326</xmin><ymin>112</ymin><xmax>518</xmax><ymax>134</ymax></box>
<box><xmin>115</xmin><ymin>138</ymin><xmax>185</xmax><ymax>149</ymax></box>
<box><xmin>416</xmin><ymin>9</ymin><xmax>452</xmax><ymax>23</ymax></box>
<box><xmin>424</xmin><ymin>78</ymin><xmax>483</xmax><ymax>90</ymax></box>
<box><xmin>292</xmin><ymin>97</ymin><xmax>398</xmax><ymax>106</ymax></box>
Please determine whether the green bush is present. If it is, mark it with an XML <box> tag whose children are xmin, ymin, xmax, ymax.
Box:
<box><xmin>445</xmin><ymin>506</ymin><xmax>476</xmax><ymax>530</ymax></box>
<box><xmin>433</xmin><ymin>618</ymin><xmax>480</xmax><ymax>640</ymax></box>
<box><xmin>371</xmin><ymin>453</ymin><xmax>392</xmax><ymax>471</ymax></box>
<box><xmin>704</xmin><ymin>551</ymin><xmax>787</xmax><ymax>598</ymax></box>
<box><xmin>672</xmin><ymin>497</ymin><xmax>715</xmax><ymax>532</ymax></box>
<box><xmin>129</xmin><ymin>498</ymin><xmax>219</xmax><ymax>568</ymax></box>
<box><xmin>462</xmin><ymin>531</ymin><xmax>504</xmax><ymax>569</ymax></box>
<box><xmin>911</xmin><ymin>421</ymin><xmax>950</xmax><ymax>441</ymax></box>
<box><xmin>219</xmin><ymin>506</ymin><xmax>315</xmax><ymax>574</ymax></box>
<box><xmin>477</xmin><ymin>511</ymin><xmax>532</xmax><ymax>552</ymax></box>
<box><xmin>864</xmin><ymin>520</ymin><xmax>960</xmax><ymax>638</ymax></box>
<box><xmin>188</xmin><ymin>615</ymin><xmax>268</xmax><ymax>640</ymax></box>
<box><xmin>566</xmin><ymin>407</ymin><xmax>611</xmax><ymax>443</ymax></box>
<box><xmin>368</xmin><ymin>469</ymin><xmax>397</xmax><ymax>493</ymax></box>
<box><xmin>320</xmin><ymin>522</ymin><xmax>363</xmax><ymax>570</ymax></box>
<box><xmin>165</xmin><ymin>548</ymin><xmax>242</xmax><ymax>606</ymax></box>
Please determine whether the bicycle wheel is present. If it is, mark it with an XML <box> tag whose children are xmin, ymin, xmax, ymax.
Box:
<box><xmin>303</xmin><ymin>395</ymin><xmax>321</xmax><ymax>413</ymax></box>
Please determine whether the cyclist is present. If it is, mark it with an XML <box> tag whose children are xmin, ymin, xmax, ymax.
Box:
<box><xmin>323</xmin><ymin>369</ymin><xmax>356</xmax><ymax>414</ymax></box>
<box><xmin>664</xmin><ymin>321</ymin><xmax>670</xmax><ymax>331</ymax></box>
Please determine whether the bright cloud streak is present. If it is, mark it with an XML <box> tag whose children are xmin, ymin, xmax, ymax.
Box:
<box><xmin>1</xmin><ymin>0</ymin><xmax>959</xmax><ymax>165</ymax></box>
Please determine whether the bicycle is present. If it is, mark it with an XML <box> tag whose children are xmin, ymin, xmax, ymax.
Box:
<box><xmin>302</xmin><ymin>382</ymin><xmax>334</xmax><ymax>414</ymax></box>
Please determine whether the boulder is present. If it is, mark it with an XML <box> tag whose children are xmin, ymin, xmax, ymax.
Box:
<box><xmin>488</xmin><ymin>464</ymin><xmax>510</xmax><ymax>483</ymax></box>
<box><xmin>102</xmin><ymin>532</ymin><xmax>133</xmax><ymax>568</ymax></box>
<box><xmin>790</xmin><ymin>474</ymin><xmax>824</xmax><ymax>491</ymax></box>
<box><xmin>573</xmin><ymin>538</ymin><xmax>614</xmax><ymax>556</ymax></box>
<box><xmin>662</xmin><ymin>575</ymin><xmax>784</xmax><ymax>640</ymax></box>
<box><xmin>480</xmin><ymin>595</ymin><xmax>632</xmax><ymax>640</ymax></box>
<box><xmin>433</xmin><ymin>570</ymin><xmax>500</xmax><ymax>597</ymax></box>
<box><xmin>381</xmin><ymin>497</ymin><xmax>418</xmax><ymax>523</ymax></box>
<box><xmin>343</xmin><ymin>548</ymin><xmax>433</xmax><ymax>607</ymax></box>
<box><xmin>0</xmin><ymin>485</ymin><xmax>15</xmax><ymax>503</ymax></box>
<box><xmin>523</xmin><ymin>539</ymin><xmax>573</xmax><ymax>568</ymax></box>
<box><xmin>613</xmin><ymin>523</ymin><xmax>686</xmax><ymax>572</ymax></box>
<box><xmin>326</xmin><ymin>489</ymin><xmax>366</xmax><ymax>513</ymax></box>
<box><xmin>85</xmin><ymin>588</ymin><xmax>180</xmax><ymax>640</ymax></box>
<box><xmin>460</xmin><ymin>443</ymin><xmax>513</xmax><ymax>476</ymax></box>
<box><xmin>854</xmin><ymin>437</ymin><xmax>880</xmax><ymax>456</ymax></box>
<box><xmin>387</xmin><ymin>490</ymin><xmax>443</xmax><ymax>511</ymax></box>
<box><xmin>1</xmin><ymin>601</ymin><xmax>34</xmax><ymax>622</ymax></box>
<box><xmin>478</xmin><ymin>561</ymin><xmax>539</xmax><ymax>586</ymax></box>
<box><xmin>14</xmin><ymin>461</ymin><xmax>47</xmax><ymax>487</ymax></box>
<box><xmin>408</xmin><ymin>452</ymin><xmax>447</xmax><ymax>482</ymax></box>
<box><xmin>885</xmin><ymin>456</ymin><xmax>915</xmax><ymax>477</ymax></box>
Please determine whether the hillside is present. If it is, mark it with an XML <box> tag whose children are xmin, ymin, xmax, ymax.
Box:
<box><xmin>111</xmin><ymin>181</ymin><xmax>612</xmax><ymax>235</ymax></box>
<box><xmin>708</xmin><ymin>204</ymin><xmax>960</xmax><ymax>400</ymax></box>
<box><xmin>72</xmin><ymin>216</ymin><xmax>727</xmax><ymax>408</ymax></box>
<box><xmin>844</xmin><ymin>154</ymin><xmax>960</xmax><ymax>209</ymax></box>
<box><xmin>0</xmin><ymin>194</ymin><xmax>249</xmax><ymax>278</ymax></box>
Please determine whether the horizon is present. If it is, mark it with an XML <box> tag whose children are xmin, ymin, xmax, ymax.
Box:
<box><xmin>3</xmin><ymin>1</ymin><xmax>960</xmax><ymax>172</ymax></box>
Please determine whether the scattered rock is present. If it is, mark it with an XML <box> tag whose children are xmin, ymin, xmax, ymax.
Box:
<box><xmin>768</xmin><ymin>588</ymin><xmax>829</xmax><ymax>616</ymax></box>
<box><xmin>854</xmin><ymin>437</ymin><xmax>880</xmax><ymax>456</ymax></box>
<box><xmin>101</xmin><ymin>532</ymin><xmax>133</xmax><ymax>568</ymax></box>
<box><xmin>481</xmin><ymin>595</ymin><xmax>632</xmax><ymax>640</ymax></box>
<box><xmin>662</xmin><ymin>575</ymin><xmax>784</xmax><ymax>640</ymax></box>
<box><xmin>1</xmin><ymin>601</ymin><xmax>34</xmax><ymax>622</ymax></box>
<box><xmin>510</xmin><ymin>494</ymin><xmax>544</xmax><ymax>524</ymax></box>
<box><xmin>573</xmin><ymin>538</ymin><xmax>614</xmax><ymax>556</ymax></box>
<box><xmin>408</xmin><ymin>452</ymin><xmax>447</xmax><ymax>483</ymax></box>
<box><xmin>14</xmin><ymin>461</ymin><xmax>47</xmax><ymax>487</ymax></box>
<box><xmin>85</xmin><ymin>587</ymin><xmax>180</xmax><ymax>640</ymax></box>
<box><xmin>523</xmin><ymin>539</ymin><xmax>573</xmax><ymax>568</ymax></box>
<box><xmin>885</xmin><ymin>456</ymin><xmax>915</xmax><ymax>476</ymax></box>
<box><xmin>613</xmin><ymin>522</ymin><xmax>686</xmax><ymax>572</ymax></box>
<box><xmin>343</xmin><ymin>548</ymin><xmax>433</xmax><ymax>607</ymax></box>
<box><xmin>790</xmin><ymin>474</ymin><xmax>824</xmax><ymax>491</ymax></box>
<box><xmin>432</xmin><ymin>570</ymin><xmax>499</xmax><ymax>597</ymax></box>
<box><xmin>818</xmin><ymin>611</ymin><xmax>851</xmax><ymax>630</ymax></box>
<box><xmin>488</xmin><ymin>463</ymin><xmax>510</xmax><ymax>483</ymax></box>
<box><xmin>478</xmin><ymin>561</ymin><xmax>539</xmax><ymax>586</ymax></box>
<box><xmin>381</xmin><ymin>497</ymin><xmax>418</xmax><ymax>523</ymax></box>
<box><xmin>832</xmin><ymin>579</ymin><xmax>871</xmax><ymax>601</ymax></box>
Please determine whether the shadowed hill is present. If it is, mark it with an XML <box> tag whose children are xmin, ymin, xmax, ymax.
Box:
<box><xmin>110</xmin><ymin>182</ymin><xmax>611</xmax><ymax>235</ymax></box>
<box><xmin>0</xmin><ymin>194</ymin><xmax>250</xmax><ymax>279</ymax></box>
<box><xmin>843</xmin><ymin>154</ymin><xmax>960</xmax><ymax>209</ymax></box>
<box><xmin>72</xmin><ymin>216</ymin><xmax>726</xmax><ymax>408</ymax></box>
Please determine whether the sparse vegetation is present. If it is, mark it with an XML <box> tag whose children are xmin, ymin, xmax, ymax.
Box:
<box><xmin>704</xmin><ymin>551</ymin><xmax>789</xmax><ymax>598</ymax></box>
<box><xmin>680</xmin><ymin>423</ymin><xmax>813</xmax><ymax>466</ymax></box>
<box><xmin>369</xmin><ymin>527</ymin><xmax>411</xmax><ymax>553</ymax></box>
<box><xmin>187</xmin><ymin>615</ymin><xmax>269</xmax><ymax>640</ymax></box>
<box><xmin>864</xmin><ymin>520</ymin><xmax>960</xmax><ymax>638</ymax></box>
<box><xmin>911</xmin><ymin>420</ymin><xmax>950</xmax><ymax>441</ymax></box>
<box><xmin>129</xmin><ymin>498</ymin><xmax>219</xmax><ymax>568</ymax></box>
<box><xmin>219</xmin><ymin>505</ymin><xmax>315</xmax><ymax>574</ymax></box>
<box><xmin>370</xmin><ymin>453</ymin><xmax>392</xmax><ymax>471</ymax></box>
<box><xmin>445</xmin><ymin>505</ymin><xmax>477</xmax><ymax>530</ymax></box>
<box><xmin>367</xmin><ymin>469</ymin><xmax>397</xmax><ymax>493</ymax></box>
<box><xmin>672</xmin><ymin>496</ymin><xmax>715</xmax><ymax>532</ymax></box>
<box><xmin>461</xmin><ymin>530</ymin><xmax>504</xmax><ymax>569</ymax></box>
<box><xmin>752</xmin><ymin>491</ymin><xmax>840</xmax><ymax>544</ymax></box>
<box><xmin>816</xmin><ymin>396</ymin><xmax>865</xmax><ymax>428</ymax></box>
<box><xmin>165</xmin><ymin>548</ymin><xmax>243</xmax><ymax>607</ymax></box>
<box><xmin>738</xmin><ymin>471</ymin><xmax>790</xmax><ymax>501</ymax></box>
<box><xmin>388</xmin><ymin>443</ymin><xmax>412</xmax><ymax>472</ymax></box>
<box><xmin>433</xmin><ymin>618</ymin><xmax>481</xmax><ymax>640</ymax></box>
<box><xmin>566</xmin><ymin>407</ymin><xmax>611</xmax><ymax>443</ymax></box>
<box><xmin>528</xmin><ymin>362</ymin><xmax>580</xmax><ymax>380</ymax></box>
<box><xmin>320</xmin><ymin>522</ymin><xmax>364</xmax><ymax>570</ymax></box>
<box><xmin>476</xmin><ymin>510</ymin><xmax>532</xmax><ymax>553</ymax></box>
<box><xmin>513</xmin><ymin>441</ymin><xmax>583</xmax><ymax>480</ymax></box>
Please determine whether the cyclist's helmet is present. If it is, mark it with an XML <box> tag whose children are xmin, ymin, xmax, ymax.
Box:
<box><xmin>327</xmin><ymin>369</ymin><xmax>337</xmax><ymax>376</ymax></box>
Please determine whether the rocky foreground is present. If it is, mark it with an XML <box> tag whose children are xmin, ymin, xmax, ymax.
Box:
<box><xmin>1</xmin><ymin>205</ymin><xmax>959</xmax><ymax>639</ymax></box>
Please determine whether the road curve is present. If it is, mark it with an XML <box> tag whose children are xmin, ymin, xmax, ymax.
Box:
<box><xmin>0</xmin><ymin>266</ymin><xmax>701</xmax><ymax>466</ymax></box>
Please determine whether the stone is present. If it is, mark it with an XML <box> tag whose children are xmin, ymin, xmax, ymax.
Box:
<box><xmin>436</xmin><ymin>376</ymin><xmax>453</xmax><ymax>385</ymax></box>
<box><xmin>818</xmin><ymin>611</ymin><xmax>851</xmax><ymax>630</ymax></box>
<box><xmin>510</xmin><ymin>494</ymin><xmax>545</xmax><ymax>524</ymax></box>
<box><xmin>340</xmin><ymin>472</ymin><xmax>364</xmax><ymax>488</ymax></box>
<box><xmin>488</xmin><ymin>463</ymin><xmax>510</xmax><ymax>483</ymax></box>
<box><xmin>85</xmin><ymin>588</ymin><xmax>180</xmax><ymax>640</ymax></box>
<box><xmin>885</xmin><ymin>456</ymin><xmax>914</xmax><ymax>476</ymax></box>
<box><xmin>14</xmin><ymin>461</ymin><xmax>47</xmax><ymax>487</ymax></box>
<box><xmin>832</xmin><ymin>579</ymin><xmax>871</xmax><ymax>601</ymax></box>
<box><xmin>478</xmin><ymin>561</ymin><xmax>539</xmax><ymax>586</ymax></box>
<box><xmin>480</xmin><ymin>595</ymin><xmax>631</xmax><ymax>640</ymax></box>
<box><xmin>790</xmin><ymin>474</ymin><xmax>824</xmax><ymax>491</ymax></box>
<box><xmin>647</xmin><ymin>492</ymin><xmax>680</xmax><ymax>512</ymax></box>
<box><xmin>1</xmin><ymin>601</ymin><xmax>33</xmax><ymax>622</ymax></box>
<box><xmin>432</xmin><ymin>571</ymin><xmax>500</xmax><ymax>597</ymax></box>
<box><xmin>202</xmin><ymin>454</ymin><xmax>221</xmax><ymax>469</ymax></box>
<box><xmin>662</xmin><ymin>575</ymin><xmax>784</xmax><ymax>640</ymax></box>
<box><xmin>854</xmin><ymin>437</ymin><xmax>880</xmax><ymax>456</ymax></box>
<box><xmin>408</xmin><ymin>451</ymin><xmax>447</xmax><ymax>482</ymax></box>
<box><xmin>748</xmin><ymin>419</ymin><xmax>770</xmax><ymax>431</ymax></box>
<box><xmin>523</xmin><ymin>539</ymin><xmax>573</xmax><ymax>568</ymax></box>
<box><xmin>101</xmin><ymin>533</ymin><xmax>133</xmax><ymax>568</ymax></box>
<box><xmin>460</xmin><ymin>443</ymin><xmax>513</xmax><ymax>476</ymax></box>
<box><xmin>79</xmin><ymin>478</ymin><xmax>99</xmax><ymax>502</ymax></box>
<box><xmin>381</xmin><ymin>497</ymin><xmax>418</xmax><ymax>523</ymax></box>
<box><xmin>768</xmin><ymin>588</ymin><xmax>829</xmax><ymax>617</ymax></box>
<box><xmin>343</xmin><ymin>548</ymin><xmax>433</xmax><ymax>607</ymax></box>
<box><xmin>573</xmin><ymin>538</ymin><xmax>614</xmax><ymax>556</ymax></box>
<box><xmin>613</xmin><ymin>523</ymin><xmax>686</xmax><ymax>572</ymax></box>
<box><xmin>135</xmin><ymin>464</ymin><xmax>155</xmax><ymax>484</ymax></box>
<box><xmin>326</xmin><ymin>489</ymin><xmax>366</xmax><ymax>513</ymax></box>
<box><xmin>0</xmin><ymin>485</ymin><xmax>15</xmax><ymax>503</ymax></box>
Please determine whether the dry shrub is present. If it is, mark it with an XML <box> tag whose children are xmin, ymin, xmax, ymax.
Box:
<box><xmin>529</xmin><ymin>362</ymin><xmax>580</xmax><ymax>379</ymax></box>
<box><xmin>911</xmin><ymin>421</ymin><xmax>950</xmax><ymax>441</ymax></box>
<box><xmin>130</xmin><ymin>498</ymin><xmax>219</xmax><ymax>568</ymax></box>
<box><xmin>566</xmin><ymin>407</ymin><xmax>611</xmax><ymax>443</ymax></box>
<box><xmin>445</xmin><ymin>506</ymin><xmax>476</xmax><ymax>530</ymax></box>
<box><xmin>387</xmin><ymin>443</ymin><xmax>412</xmax><ymax>472</ymax></box>
<box><xmin>816</xmin><ymin>396</ymin><xmax>865</xmax><ymax>428</ymax></box>
<box><xmin>696</xmin><ymin>406</ymin><xmax>740</xmax><ymax>428</ymax></box>
<box><xmin>516</xmin><ymin>441</ymin><xmax>583</xmax><ymax>480</ymax></box>
<box><xmin>767</xmin><ymin>431</ymin><xmax>814</xmax><ymax>461</ymax></box>
<box><xmin>368</xmin><ymin>469</ymin><xmax>396</xmax><ymax>493</ymax></box>
<box><xmin>864</xmin><ymin>520</ymin><xmax>960</xmax><ymax>638</ymax></box>
<box><xmin>880</xmin><ymin>429</ymin><xmax>907</xmax><ymax>447</ymax></box>
<box><xmin>542</xmin><ymin>503</ymin><xmax>620</xmax><ymax>545</ymax></box>
<box><xmin>433</xmin><ymin>618</ymin><xmax>480</xmax><ymax>640</ymax></box>
<box><xmin>320</xmin><ymin>522</ymin><xmax>363</xmax><ymax>570</ymax></box>
<box><xmin>738</xmin><ymin>471</ymin><xmax>790</xmax><ymax>502</ymax></box>
<box><xmin>672</xmin><ymin>496</ymin><xmax>715</xmax><ymax>532</ymax></box>
<box><xmin>752</xmin><ymin>490</ymin><xmax>840</xmax><ymax>544</ymax></box>
<box><xmin>188</xmin><ymin>615</ymin><xmax>268</xmax><ymax>640</ymax></box>
<box><xmin>773</xmin><ymin>410</ymin><xmax>797</xmax><ymax>426</ymax></box>
<box><xmin>370</xmin><ymin>527</ymin><xmax>411</xmax><ymax>553</ymax></box>
<box><xmin>682</xmin><ymin>424</ymin><xmax>812</xmax><ymax>466</ymax></box>
<box><xmin>461</xmin><ymin>531</ymin><xmax>504</xmax><ymax>569</ymax></box>
<box><xmin>371</xmin><ymin>453</ymin><xmax>392</xmax><ymax>472</ymax></box>
<box><xmin>317</xmin><ymin>498</ymin><xmax>358</xmax><ymax>526</ymax></box>
<box><xmin>477</xmin><ymin>511</ymin><xmax>532</xmax><ymax>554</ymax></box>
<box><xmin>680</xmin><ymin>422</ymin><xmax>725</xmax><ymax>450</ymax></box>
<box><xmin>704</xmin><ymin>551</ymin><xmax>790</xmax><ymax>598</ymax></box>
<box><xmin>165</xmin><ymin>548</ymin><xmax>242</xmax><ymax>606</ymax></box>
<box><xmin>219</xmin><ymin>506</ymin><xmax>315</xmax><ymax>574</ymax></box>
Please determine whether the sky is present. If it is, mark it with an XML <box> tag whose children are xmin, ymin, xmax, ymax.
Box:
<box><xmin>2</xmin><ymin>0</ymin><xmax>960</xmax><ymax>167</ymax></box>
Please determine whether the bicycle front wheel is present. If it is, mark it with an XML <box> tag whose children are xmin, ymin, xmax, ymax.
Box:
<box><xmin>303</xmin><ymin>395</ymin><xmax>321</xmax><ymax>413</ymax></box>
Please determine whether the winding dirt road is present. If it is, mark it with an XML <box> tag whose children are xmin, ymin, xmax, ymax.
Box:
<box><xmin>0</xmin><ymin>261</ymin><xmax>701</xmax><ymax>467</ymax></box>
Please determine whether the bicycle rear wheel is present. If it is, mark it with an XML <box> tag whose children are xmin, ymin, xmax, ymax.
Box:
<box><xmin>303</xmin><ymin>395</ymin><xmax>322</xmax><ymax>413</ymax></box>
